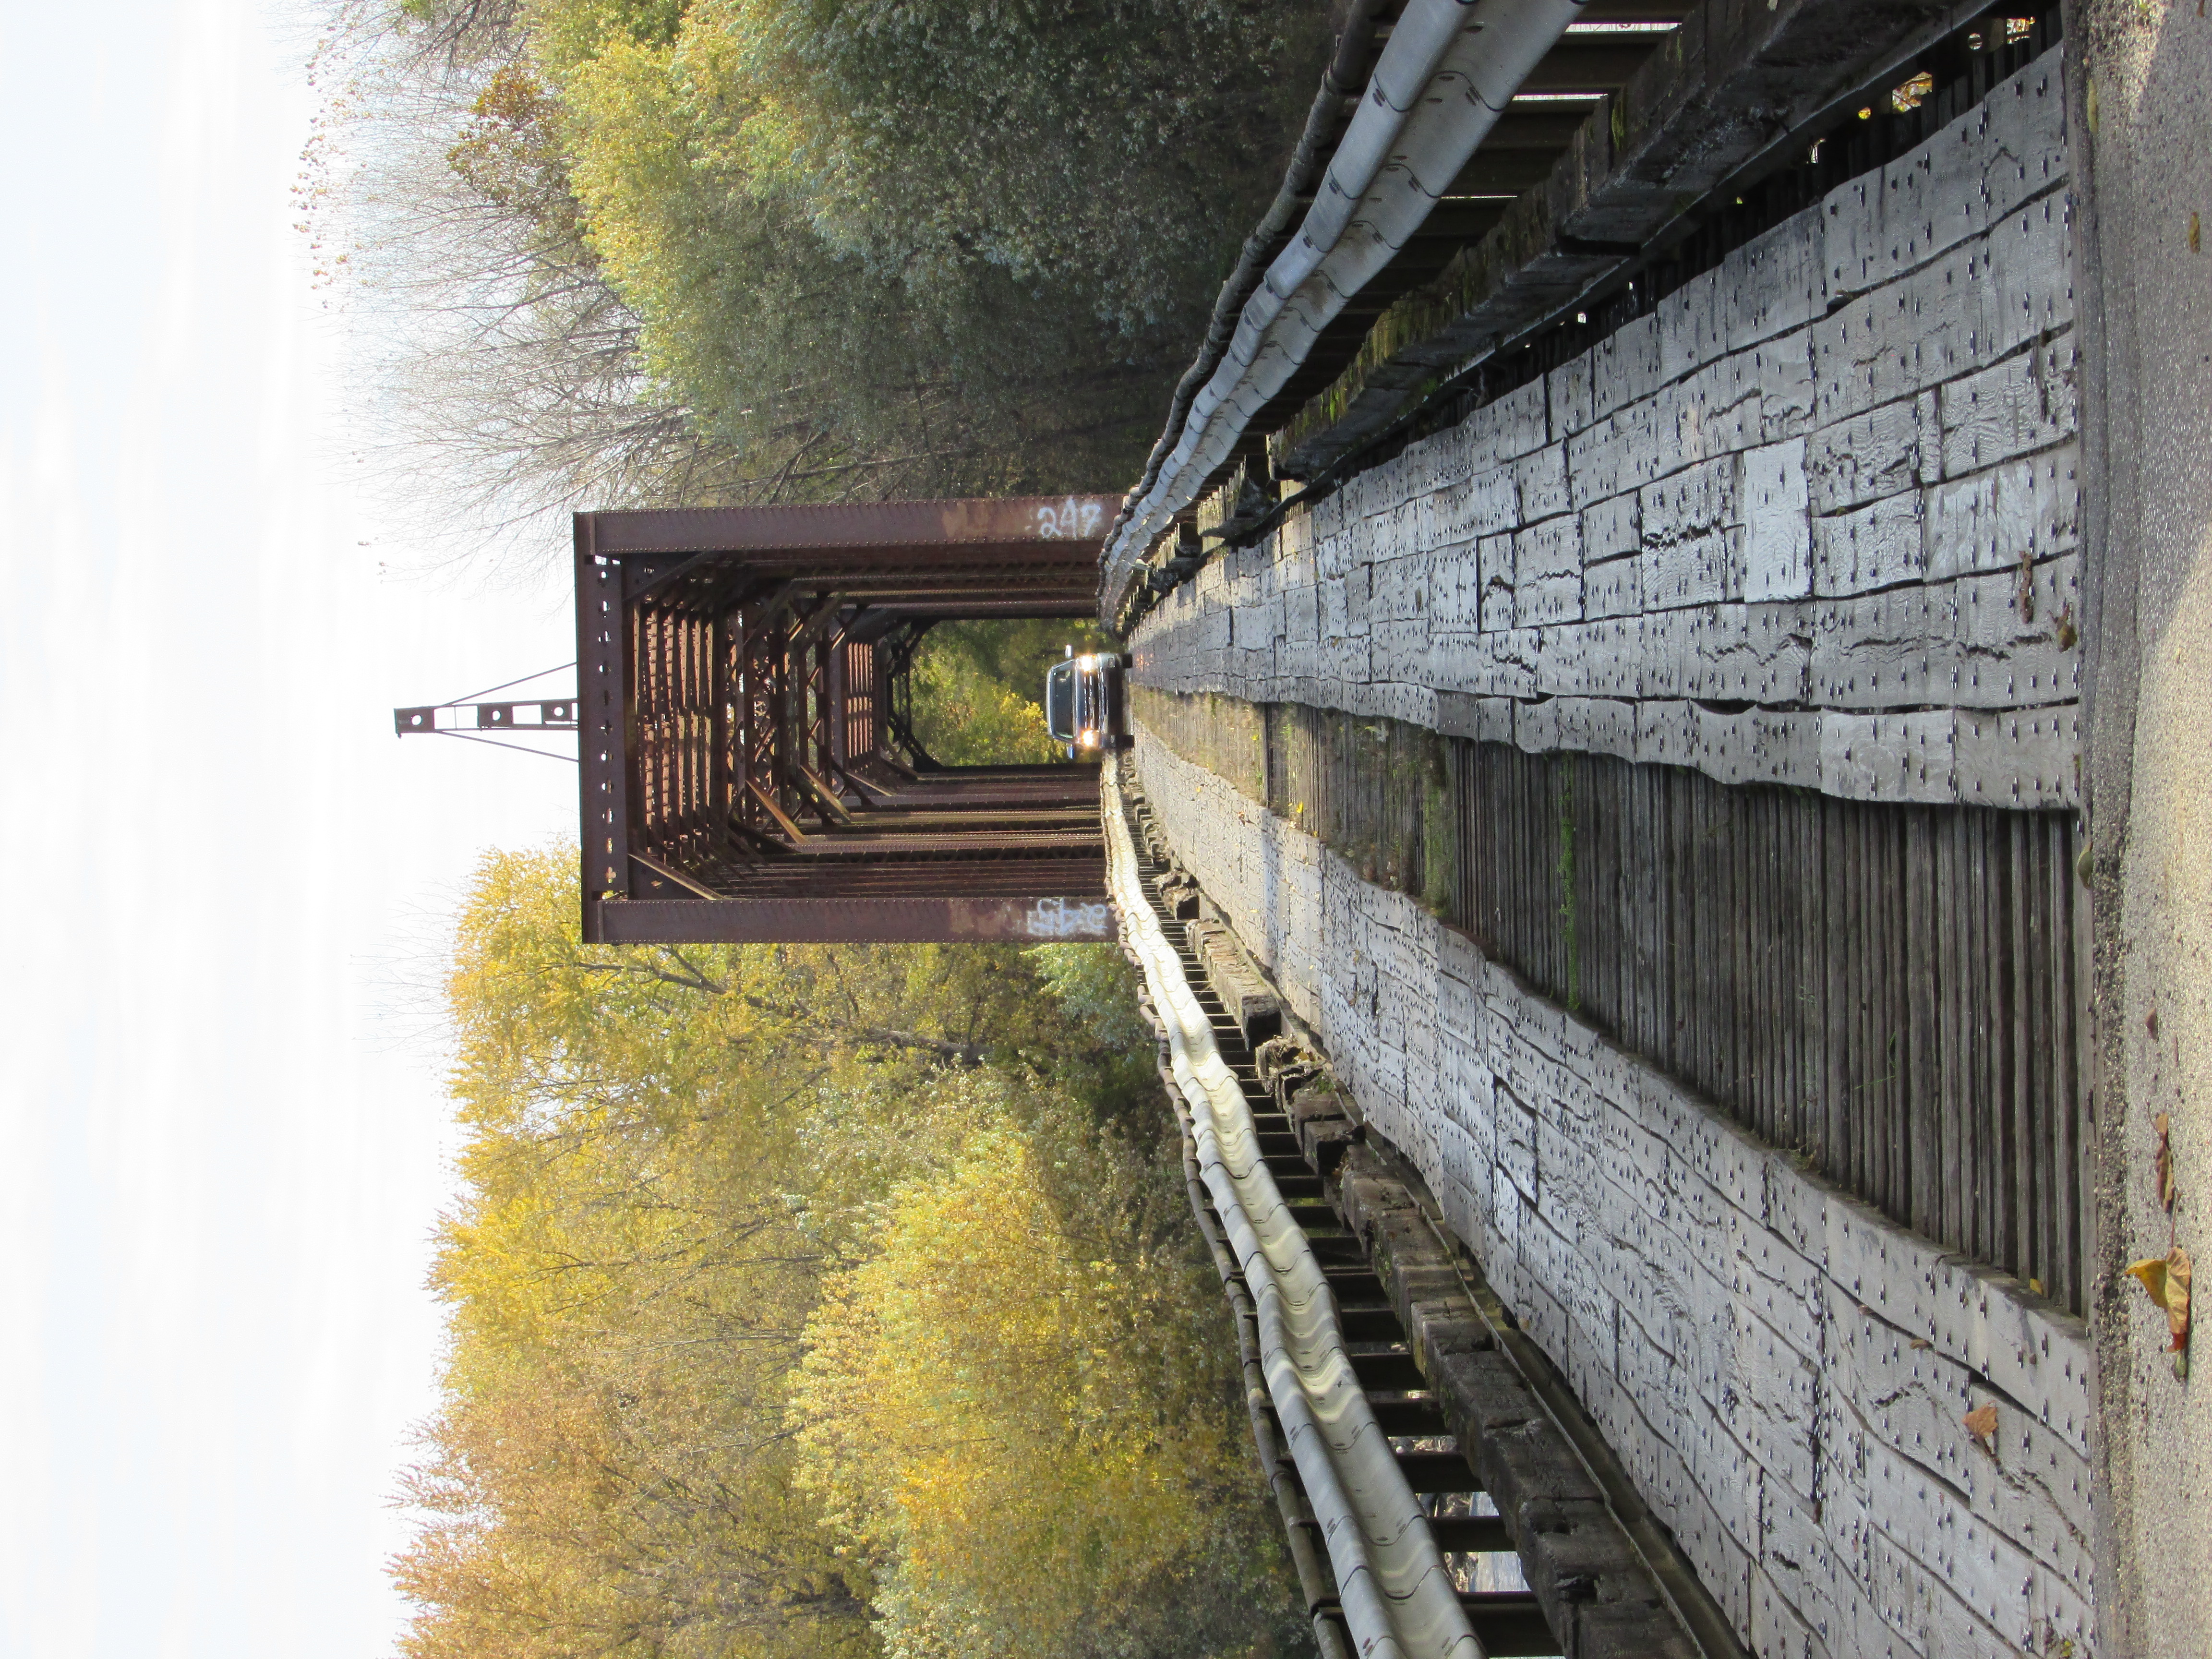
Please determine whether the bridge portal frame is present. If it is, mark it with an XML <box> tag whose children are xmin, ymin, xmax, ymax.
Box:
<box><xmin>573</xmin><ymin>497</ymin><xmax>1121</xmax><ymax>945</ymax></box>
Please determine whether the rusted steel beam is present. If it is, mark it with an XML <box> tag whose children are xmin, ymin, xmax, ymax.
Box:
<box><xmin>576</xmin><ymin>527</ymin><xmax>632</xmax><ymax>932</ymax></box>
<box><xmin>766</xmin><ymin>836</ymin><xmax>1105</xmax><ymax>862</ymax></box>
<box><xmin>577</xmin><ymin>498</ymin><xmax>1119</xmax><ymax>942</ymax></box>
<box><xmin>582</xmin><ymin>495</ymin><xmax>1121</xmax><ymax>553</ymax></box>
<box><xmin>629</xmin><ymin>851</ymin><xmax>721</xmax><ymax>900</ymax></box>
<box><xmin>667</xmin><ymin>853</ymin><xmax>1106</xmax><ymax>884</ymax></box>
<box><xmin>861</xmin><ymin>599</ymin><xmax>1099</xmax><ymax>616</ymax></box>
<box><xmin>590</xmin><ymin>893</ymin><xmax>1115</xmax><ymax>943</ymax></box>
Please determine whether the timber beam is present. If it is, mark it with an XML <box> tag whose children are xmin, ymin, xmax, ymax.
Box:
<box><xmin>1323</xmin><ymin>1135</ymin><xmax>1744</xmax><ymax>1659</ymax></box>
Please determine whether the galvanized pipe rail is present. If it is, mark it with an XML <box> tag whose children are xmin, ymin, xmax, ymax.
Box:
<box><xmin>1108</xmin><ymin>759</ymin><xmax>1739</xmax><ymax>1659</ymax></box>
<box><xmin>1107</xmin><ymin>757</ymin><xmax>1550</xmax><ymax>1659</ymax></box>
<box><xmin>1100</xmin><ymin>0</ymin><xmax>1601</xmax><ymax>619</ymax></box>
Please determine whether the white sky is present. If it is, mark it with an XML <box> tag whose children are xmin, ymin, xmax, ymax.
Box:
<box><xmin>0</xmin><ymin>2</ymin><xmax>577</xmax><ymax>1652</ymax></box>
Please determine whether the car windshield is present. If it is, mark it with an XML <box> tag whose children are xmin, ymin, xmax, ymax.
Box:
<box><xmin>1043</xmin><ymin>660</ymin><xmax>1076</xmax><ymax>741</ymax></box>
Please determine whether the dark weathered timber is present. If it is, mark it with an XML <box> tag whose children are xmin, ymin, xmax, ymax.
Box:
<box><xmin>1142</xmin><ymin>695</ymin><xmax>2091</xmax><ymax>1312</ymax></box>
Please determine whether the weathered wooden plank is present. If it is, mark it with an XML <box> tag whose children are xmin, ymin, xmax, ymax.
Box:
<box><xmin>1968</xmin><ymin>815</ymin><xmax>1998</xmax><ymax>1265</ymax></box>
<box><xmin>2021</xmin><ymin>817</ymin><xmax>2048</xmax><ymax>1296</ymax></box>
<box><xmin>1940</xmin><ymin>333</ymin><xmax>2079</xmax><ymax>478</ymax></box>
<box><xmin>1888</xmin><ymin>812</ymin><xmax>1913</xmax><ymax>1223</ymax></box>
<box><xmin>1870</xmin><ymin>806</ymin><xmax>1894</xmax><ymax>1213</ymax></box>
<box><xmin>1728</xmin><ymin>774</ymin><xmax>1749</xmax><ymax>1137</ymax></box>
<box><xmin>2009</xmin><ymin>812</ymin><xmax>2034</xmax><ymax>1287</ymax></box>
<box><xmin>1587</xmin><ymin>753</ymin><xmax>1612</xmax><ymax>1040</ymax></box>
<box><xmin>2052</xmin><ymin>813</ymin><xmax>2082</xmax><ymax>1310</ymax></box>
<box><xmin>1805</xmin><ymin>398</ymin><xmax>1925</xmax><ymax>516</ymax></box>
<box><xmin>1858</xmin><ymin>814</ymin><xmax>1875</xmax><ymax>1212</ymax></box>
<box><xmin>1944</xmin><ymin>807</ymin><xmax>1975</xmax><ymax>1262</ymax></box>
<box><xmin>1812</xmin><ymin>490</ymin><xmax>1926</xmax><ymax>597</ymax></box>
<box><xmin>1852</xmin><ymin>795</ymin><xmax>1876</xmax><ymax>1199</ymax></box>
<box><xmin>1906</xmin><ymin>811</ymin><xmax>1939</xmax><ymax>1237</ymax></box>
<box><xmin>1818</xmin><ymin>797</ymin><xmax>1845</xmax><ymax>1179</ymax></box>
<box><xmin>1875</xmin><ymin>808</ymin><xmax>1899</xmax><ymax>1217</ymax></box>
<box><xmin>1759</xmin><ymin>789</ymin><xmax>1783</xmax><ymax>1148</ymax></box>
<box><xmin>1709</xmin><ymin>774</ymin><xmax>1733</xmax><ymax>1114</ymax></box>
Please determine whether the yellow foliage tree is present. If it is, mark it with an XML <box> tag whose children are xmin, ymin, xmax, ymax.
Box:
<box><xmin>908</xmin><ymin>649</ymin><xmax>1059</xmax><ymax>766</ymax></box>
<box><xmin>393</xmin><ymin>848</ymin><xmax>1310</xmax><ymax>1659</ymax></box>
<box><xmin>791</xmin><ymin>1074</ymin><xmax>1307</xmax><ymax>1659</ymax></box>
<box><xmin>396</xmin><ymin>849</ymin><xmax>878</xmax><ymax>1659</ymax></box>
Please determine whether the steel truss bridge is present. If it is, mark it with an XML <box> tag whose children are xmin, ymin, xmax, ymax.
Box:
<box><xmin>573</xmin><ymin>496</ymin><xmax>1119</xmax><ymax>945</ymax></box>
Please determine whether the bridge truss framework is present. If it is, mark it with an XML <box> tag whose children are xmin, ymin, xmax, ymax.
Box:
<box><xmin>573</xmin><ymin>497</ymin><xmax>1121</xmax><ymax>945</ymax></box>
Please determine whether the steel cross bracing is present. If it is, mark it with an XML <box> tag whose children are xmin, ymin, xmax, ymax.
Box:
<box><xmin>574</xmin><ymin>497</ymin><xmax>1121</xmax><ymax>945</ymax></box>
<box><xmin>1109</xmin><ymin>769</ymin><xmax>1743</xmax><ymax>1659</ymax></box>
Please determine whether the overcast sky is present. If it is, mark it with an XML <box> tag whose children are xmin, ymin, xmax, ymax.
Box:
<box><xmin>0</xmin><ymin>2</ymin><xmax>578</xmax><ymax>1652</ymax></box>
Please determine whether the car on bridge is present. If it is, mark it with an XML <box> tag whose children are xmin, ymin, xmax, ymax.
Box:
<box><xmin>1045</xmin><ymin>650</ymin><xmax>1129</xmax><ymax>756</ymax></box>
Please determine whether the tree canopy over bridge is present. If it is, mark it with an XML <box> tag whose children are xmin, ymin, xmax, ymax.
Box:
<box><xmin>338</xmin><ymin>0</ymin><xmax>1326</xmax><ymax>515</ymax></box>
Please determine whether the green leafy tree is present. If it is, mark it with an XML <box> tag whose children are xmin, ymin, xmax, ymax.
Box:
<box><xmin>906</xmin><ymin>618</ymin><xmax>1118</xmax><ymax>765</ymax></box>
<box><xmin>339</xmin><ymin>0</ymin><xmax>1327</xmax><ymax>505</ymax></box>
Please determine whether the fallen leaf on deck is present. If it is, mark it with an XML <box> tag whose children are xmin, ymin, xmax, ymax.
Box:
<box><xmin>2125</xmin><ymin>1247</ymin><xmax>2192</xmax><ymax>1351</ymax></box>
<box><xmin>1963</xmin><ymin>1405</ymin><xmax>1999</xmax><ymax>1450</ymax></box>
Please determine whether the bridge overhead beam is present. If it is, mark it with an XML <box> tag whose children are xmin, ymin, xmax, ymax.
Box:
<box><xmin>588</xmin><ymin>892</ymin><xmax>1113</xmax><ymax>945</ymax></box>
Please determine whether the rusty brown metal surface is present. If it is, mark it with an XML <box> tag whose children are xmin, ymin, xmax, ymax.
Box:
<box><xmin>576</xmin><ymin>499</ymin><xmax>1115</xmax><ymax>944</ymax></box>
<box><xmin>585</xmin><ymin>495</ymin><xmax>1121</xmax><ymax>554</ymax></box>
<box><xmin>577</xmin><ymin>518</ymin><xmax>632</xmax><ymax>924</ymax></box>
<box><xmin>593</xmin><ymin>893</ymin><xmax>1116</xmax><ymax>944</ymax></box>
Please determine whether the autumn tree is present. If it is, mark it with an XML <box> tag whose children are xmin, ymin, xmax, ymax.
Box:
<box><xmin>790</xmin><ymin>1086</ymin><xmax>1309</xmax><ymax>1659</ymax></box>
<box><xmin>393</xmin><ymin>849</ymin><xmax>874</xmax><ymax>1659</ymax></box>
<box><xmin>902</xmin><ymin>618</ymin><xmax>1119</xmax><ymax>766</ymax></box>
<box><xmin>393</xmin><ymin>849</ymin><xmax>1310</xmax><ymax>1658</ymax></box>
<box><xmin>322</xmin><ymin>0</ymin><xmax>1328</xmax><ymax>527</ymax></box>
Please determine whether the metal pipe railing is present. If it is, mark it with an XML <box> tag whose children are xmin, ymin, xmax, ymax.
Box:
<box><xmin>1101</xmin><ymin>755</ymin><xmax>1482</xmax><ymax>1659</ymax></box>
<box><xmin>1101</xmin><ymin>0</ymin><xmax>1595</xmax><ymax>621</ymax></box>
